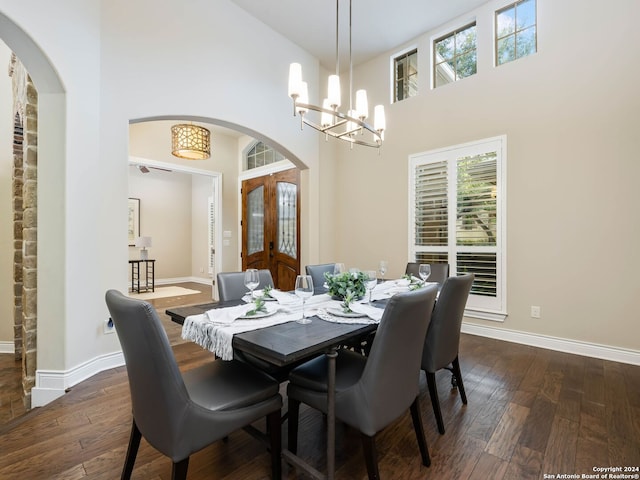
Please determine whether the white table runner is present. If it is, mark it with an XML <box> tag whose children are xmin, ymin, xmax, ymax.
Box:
<box><xmin>181</xmin><ymin>293</ymin><xmax>386</xmax><ymax>360</ymax></box>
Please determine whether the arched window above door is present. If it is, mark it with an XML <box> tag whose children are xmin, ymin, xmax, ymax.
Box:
<box><xmin>245</xmin><ymin>141</ymin><xmax>284</xmax><ymax>170</ymax></box>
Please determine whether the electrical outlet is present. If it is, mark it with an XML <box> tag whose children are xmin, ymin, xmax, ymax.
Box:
<box><xmin>530</xmin><ymin>306</ymin><xmax>541</xmax><ymax>318</ymax></box>
<box><xmin>104</xmin><ymin>317</ymin><xmax>115</xmax><ymax>334</ymax></box>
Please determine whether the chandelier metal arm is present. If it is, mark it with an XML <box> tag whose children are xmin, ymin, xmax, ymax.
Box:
<box><xmin>294</xmin><ymin>100</ymin><xmax>383</xmax><ymax>148</ymax></box>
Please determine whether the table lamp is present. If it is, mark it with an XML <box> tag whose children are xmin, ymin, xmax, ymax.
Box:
<box><xmin>135</xmin><ymin>236</ymin><xmax>152</xmax><ymax>260</ymax></box>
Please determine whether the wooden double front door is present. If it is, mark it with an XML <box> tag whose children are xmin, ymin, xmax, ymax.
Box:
<box><xmin>241</xmin><ymin>168</ymin><xmax>300</xmax><ymax>291</ymax></box>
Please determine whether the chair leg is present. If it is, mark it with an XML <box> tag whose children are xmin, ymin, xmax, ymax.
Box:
<box><xmin>287</xmin><ymin>398</ymin><xmax>300</xmax><ymax>455</ymax></box>
<box><xmin>171</xmin><ymin>457</ymin><xmax>189</xmax><ymax>480</ymax></box>
<box><xmin>267</xmin><ymin>410</ymin><xmax>282</xmax><ymax>479</ymax></box>
<box><xmin>426</xmin><ymin>371</ymin><xmax>445</xmax><ymax>434</ymax></box>
<box><xmin>121</xmin><ymin>419</ymin><xmax>141</xmax><ymax>480</ymax></box>
<box><xmin>360</xmin><ymin>433</ymin><xmax>380</xmax><ymax>480</ymax></box>
<box><xmin>452</xmin><ymin>356</ymin><xmax>467</xmax><ymax>405</ymax></box>
<box><xmin>409</xmin><ymin>397</ymin><xmax>431</xmax><ymax>467</ymax></box>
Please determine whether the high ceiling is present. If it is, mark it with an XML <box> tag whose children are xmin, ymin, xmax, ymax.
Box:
<box><xmin>230</xmin><ymin>0</ymin><xmax>490</xmax><ymax>69</ymax></box>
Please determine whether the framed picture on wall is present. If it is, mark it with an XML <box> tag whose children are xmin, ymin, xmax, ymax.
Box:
<box><xmin>128</xmin><ymin>198</ymin><xmax>140</xmax><ymax>246</ymax></box>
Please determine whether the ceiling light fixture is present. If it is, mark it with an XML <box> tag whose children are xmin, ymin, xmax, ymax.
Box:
<box><xmin>287</xmin><ymin>0</ymin><xmax>385</xmax><ymax>149</ymax></box>
<box><xmin>171</xmin><ymin>124</ymin><xmax>211</xmax><ymax>159</ymax></box>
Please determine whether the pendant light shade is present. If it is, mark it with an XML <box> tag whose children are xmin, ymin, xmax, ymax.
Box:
<box><xmin>171</xmin><ymin>124</ymin><xmax>211</xmax><ymax>160</ymax></box>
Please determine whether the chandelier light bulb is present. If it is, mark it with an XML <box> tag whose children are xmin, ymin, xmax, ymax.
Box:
<box><xmin>355</xmin><ymin>89</ymin><xmax>369</xmax><ymax>120</ymax></box>
<box><xmin>288</xmin><ymin>63</ymin><xmax>302</xmax><ymax>98</ymax></box>
<box><xmin>327</xmin><ymin>75</ymin><xmax>341</xmax><ymax>109</ymax></box>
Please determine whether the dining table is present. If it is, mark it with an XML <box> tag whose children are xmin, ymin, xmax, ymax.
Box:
<box><xmin>165</xmin><ymin>281</ymin><xmax>419</xmax><ymax>479</ymax></box>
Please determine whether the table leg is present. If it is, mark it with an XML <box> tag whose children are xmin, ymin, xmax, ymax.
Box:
<box><xmin>326</xmin><ymin>348</ymin><xmax>337</xmax><ymax>480</ymax></box>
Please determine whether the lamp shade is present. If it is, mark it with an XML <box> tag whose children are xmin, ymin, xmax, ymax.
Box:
<box><xmin>135</xmin><ymin>236</ymin><xmax>152</xmax><ymax>248</ymax></box>
<box><xmin>171</xmin><ymin>124</ymin><xmax>211</xmax><ymax>160</ymax></box>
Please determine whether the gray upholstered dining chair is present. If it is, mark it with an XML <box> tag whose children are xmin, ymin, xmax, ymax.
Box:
<box><xmin>287</xmin><ymin>285</ymin><xmax>439</xmax><ymax>479</ymax></box>
<box><xmin>217</xmin><ymin>269</ymin><xmax>274</xmax><ymax>301</ymax></box>
<box><xmin>305</xmin><ymin>263</ymin><xmax>335</xmax><ymax>294</ymax></box>
<box><xmin>216</xmin><ymin>269</ymin><xmax>298</xmax><ymax>382</ymax></box>
<box><xmin>420</xmin><ymin>273</ymin><xmax>474</xmax><ymax>434</ymax></box>
<box><xmin>105</xmin><ymin>290</ymin><xmax>282</xmax><ymax>480</ymax></box>
<box><xmin>405</xmin><ymin>262</ymin><xmax>450</xmax><ymax>285</ymax></box>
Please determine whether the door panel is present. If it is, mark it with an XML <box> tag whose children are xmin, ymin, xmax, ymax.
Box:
<box><xmin>242</xmin><ymin>168</ymin><xmax>300</xmax><ymax>291</ymax></box>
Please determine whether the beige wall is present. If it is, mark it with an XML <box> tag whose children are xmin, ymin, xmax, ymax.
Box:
<box><xmin>328</xmin><ymin>0</ymin><xmax>640</xmax><ymax>351</ymax></box>
<box><xmin>0</xmin><ymin>41</ymin><xmax>13</xmax><ymax>345</ymax></box>
<box><xmin>128</xmin><ymin>167</ymin><xmax>193</xmax><ymax>279</ymax></box>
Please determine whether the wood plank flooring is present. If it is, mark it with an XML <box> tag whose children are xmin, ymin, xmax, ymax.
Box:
<box><xmin>1</xmin><ymin>284</ymin><xmax>639</xmax><ymax>479</ymax></box>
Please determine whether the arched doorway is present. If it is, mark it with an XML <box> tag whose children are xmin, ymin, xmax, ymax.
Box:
<box><xmin>0</xmin><ymin>12</ymin><xmax>65</xmax><ymax>410</ymax></box>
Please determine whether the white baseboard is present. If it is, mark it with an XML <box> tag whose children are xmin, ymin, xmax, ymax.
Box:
<box><xmin>462</xmin><ymin>322</ymin><xmax>640</xmax><ymax>366</ymax></box>
<box><xmin>27</xmin><ymin>321</ymin><xmax>639</xmax><ymax>408</ymax></box>
<box><xmin>0</xmin><ymin>341</ymin><xmax>15</xmax><ymax>354</ymax></box>
<box><xmin>156</xmin><ymin>276</ymin><xmax>212</xmax><ymax>286</ymax></box>
<box><xmin>31</xmin><ymin>350</ymin><xmax>125</xmax><ymax>407</ymax></box>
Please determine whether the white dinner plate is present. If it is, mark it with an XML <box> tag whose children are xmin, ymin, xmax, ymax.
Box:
<box><xmin>327</xmin><ymin>307</ymin><xmax>367</xmax><ymax>318</ymax></box>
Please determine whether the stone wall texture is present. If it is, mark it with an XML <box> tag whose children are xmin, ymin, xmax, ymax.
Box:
<box><xmin>10</xmin><ymin>52</ymin><xmax>37</xmax><ymax>410</ymax></box>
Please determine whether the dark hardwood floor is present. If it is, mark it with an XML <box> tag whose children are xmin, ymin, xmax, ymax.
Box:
<box><xmin>1</xmin><ymin>284</ymin><xmax>639</xmax><ymax>479</ymax></box>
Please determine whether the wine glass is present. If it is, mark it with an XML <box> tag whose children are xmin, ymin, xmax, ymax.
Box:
<box><xmin>244</xmin><ymin>269</ymin><xmax>260</xmax><ymax>300</ymax></box>
<box><xmin>364</xmin><ymin>270</ymin><xmax>378</xmax><ymax>304</ymax></box>
<box><xmin>295</xmin><ymin>275</ymin><xmax>314</xmax><ymax>324</ymax></box>
<box><xmin>419</xmin><ymin>264</ymin><xmax>431</xmax><ymax>282</ymax></box>
<box><xmin>333</xmin><ymin>263</ymin><xmax>346</xmax><ymax>275</ymax></box>
<box><xmin>378</xmin><ymin>260</ymin><xmax>388</xmax><ymax>281</ymax></box>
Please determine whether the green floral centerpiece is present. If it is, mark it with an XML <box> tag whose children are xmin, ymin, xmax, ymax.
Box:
<box><xmin>324</xmin><ymin>270</ymin><xmax>368</xmax><ymax>301</ymax></box>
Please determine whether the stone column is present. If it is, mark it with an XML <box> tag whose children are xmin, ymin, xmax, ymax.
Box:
<box><xmin>11</xmin><ymin>113</ymin><xmax>23</xmax><ymax>362</ymax></box>
<box><xmin>10</xmin><ymin>53</ymin><xmax>38</xmax><ymax>410</ymax></box>
<box><xmin>22</xmin><ymin>84</ymin><xmax>38</xmax><ymax>408</ymax></box>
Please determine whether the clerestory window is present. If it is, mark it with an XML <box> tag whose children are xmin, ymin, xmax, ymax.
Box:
<box><xmin>433</xmin><ymin>22</ymin><xmax>477</xmax><ymax>88</ymax></box>
<box><xmin>495</xmin><ymin>0</ymin><xmax>537</xmax><ymax>65</ymax></box>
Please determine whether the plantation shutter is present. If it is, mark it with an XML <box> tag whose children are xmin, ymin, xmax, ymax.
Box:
<box><xmin>409</xmin><ymin>136</ymin><xmax>506</xmax><ymax>320</ymax></box>
<box><xmin>456</xmin><ymin>153</ymin><xmax>498</xmax><ymax>297</ymax></box>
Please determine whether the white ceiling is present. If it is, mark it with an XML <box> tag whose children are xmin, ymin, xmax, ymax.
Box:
<box><xmin>230</xmin><ymin>0</ymin><xmax>490</xmax><ymax>69</ymax></box>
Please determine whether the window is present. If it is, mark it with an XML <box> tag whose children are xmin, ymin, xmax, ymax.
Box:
<box><xmin>394</xmin><ymin>49</ymin><xmax>418</xmax><ymax>102</ymax></box>
<box><xmin>433</xmin><ymin>22</ymin><xmax>477</xmax><ymax>88</ymax></box>
<box><xmin>245</xmin><ymin>141</ymin><xmax>284</xmax><ymax>170</ymax></box>
<box><xmin>496</xmin><ymin>0</ymin><xmax>537</xmax><ymax>65</ymax></box>
<box><xmin>409</xmin><ymin>136</ymin><xmax>506</xmax><ymax>320</ymax></box>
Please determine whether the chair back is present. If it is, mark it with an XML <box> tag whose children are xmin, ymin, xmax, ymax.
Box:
<box><xmin>105</xmin><ymin>290</ymin><xmax>189</xmax><ymax>456</ymax></box>
<box><xmin>347</xmin><ymin>285</ymin><xmax>438</xmax><ymax>434</ymax></box>
<box><xmin>217</xmin><ymin>269</ymin><xmax>274</xmax><ymax>301</ymax></box>
<box><xmin>305</xmin><ymin>263</ymin><xmax>335</xmax><ymax>293</ymax></box>
<box><xmin>421</xmin><ymin>274</ymin><xmax>474</xmax><ymax>373</ymax></box>
<box><xmin>405</xmin><ymin>262</ymin><xmax>450</xmax><ymax>284</ymax></box>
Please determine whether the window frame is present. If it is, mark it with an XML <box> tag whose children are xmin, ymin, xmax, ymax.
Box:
<box><xmin>432</xmin><ymin>21</ymin><xmax>478</xmax><ymax>89</ymax></box>
<box><xmin>408</xmin><ymin>136</ymin><xmax>507</xmax><ymax>321</ymax></box>
<box><xmin>244</xmin><ymin>141</ymin><xmax>285</xmax><ymax>171</ymax></box>
<box><xmin>495</xmin><ymin>0</ymin><xmax>537</xmax><ymax>66</ymax></box>
<box><xmin>390</xmin><ymin>46</ymin><xmax>418</xmax><ymax>103</ymax></box>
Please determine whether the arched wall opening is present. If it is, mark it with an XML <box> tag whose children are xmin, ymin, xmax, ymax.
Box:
<box><xmin>0</xmin><ymin>11</ymin><xmax>66</xmax><ymax>409</ymax></box>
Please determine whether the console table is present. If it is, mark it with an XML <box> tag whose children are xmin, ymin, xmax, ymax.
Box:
<box><xmin>129</xmin><ymin>259</ymin><xmax>155</xmax><ymax>293</ymax></box>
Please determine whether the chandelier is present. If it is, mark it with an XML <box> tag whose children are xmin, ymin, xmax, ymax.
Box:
<box><xmin>171</xmin><ymin>124</ymin><xmax>211</xmax><ymax>159</ymax></box>
<box><xmin>287</xmin><ymin>0</ymin><xmax>385</xmax><ymax>149</ymax></box>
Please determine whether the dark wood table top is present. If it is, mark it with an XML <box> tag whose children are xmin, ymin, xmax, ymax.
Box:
<box><xmin>166</xmin><ymin>301</ymin><xmax>378</xmax><ymax>367</ymax></box>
